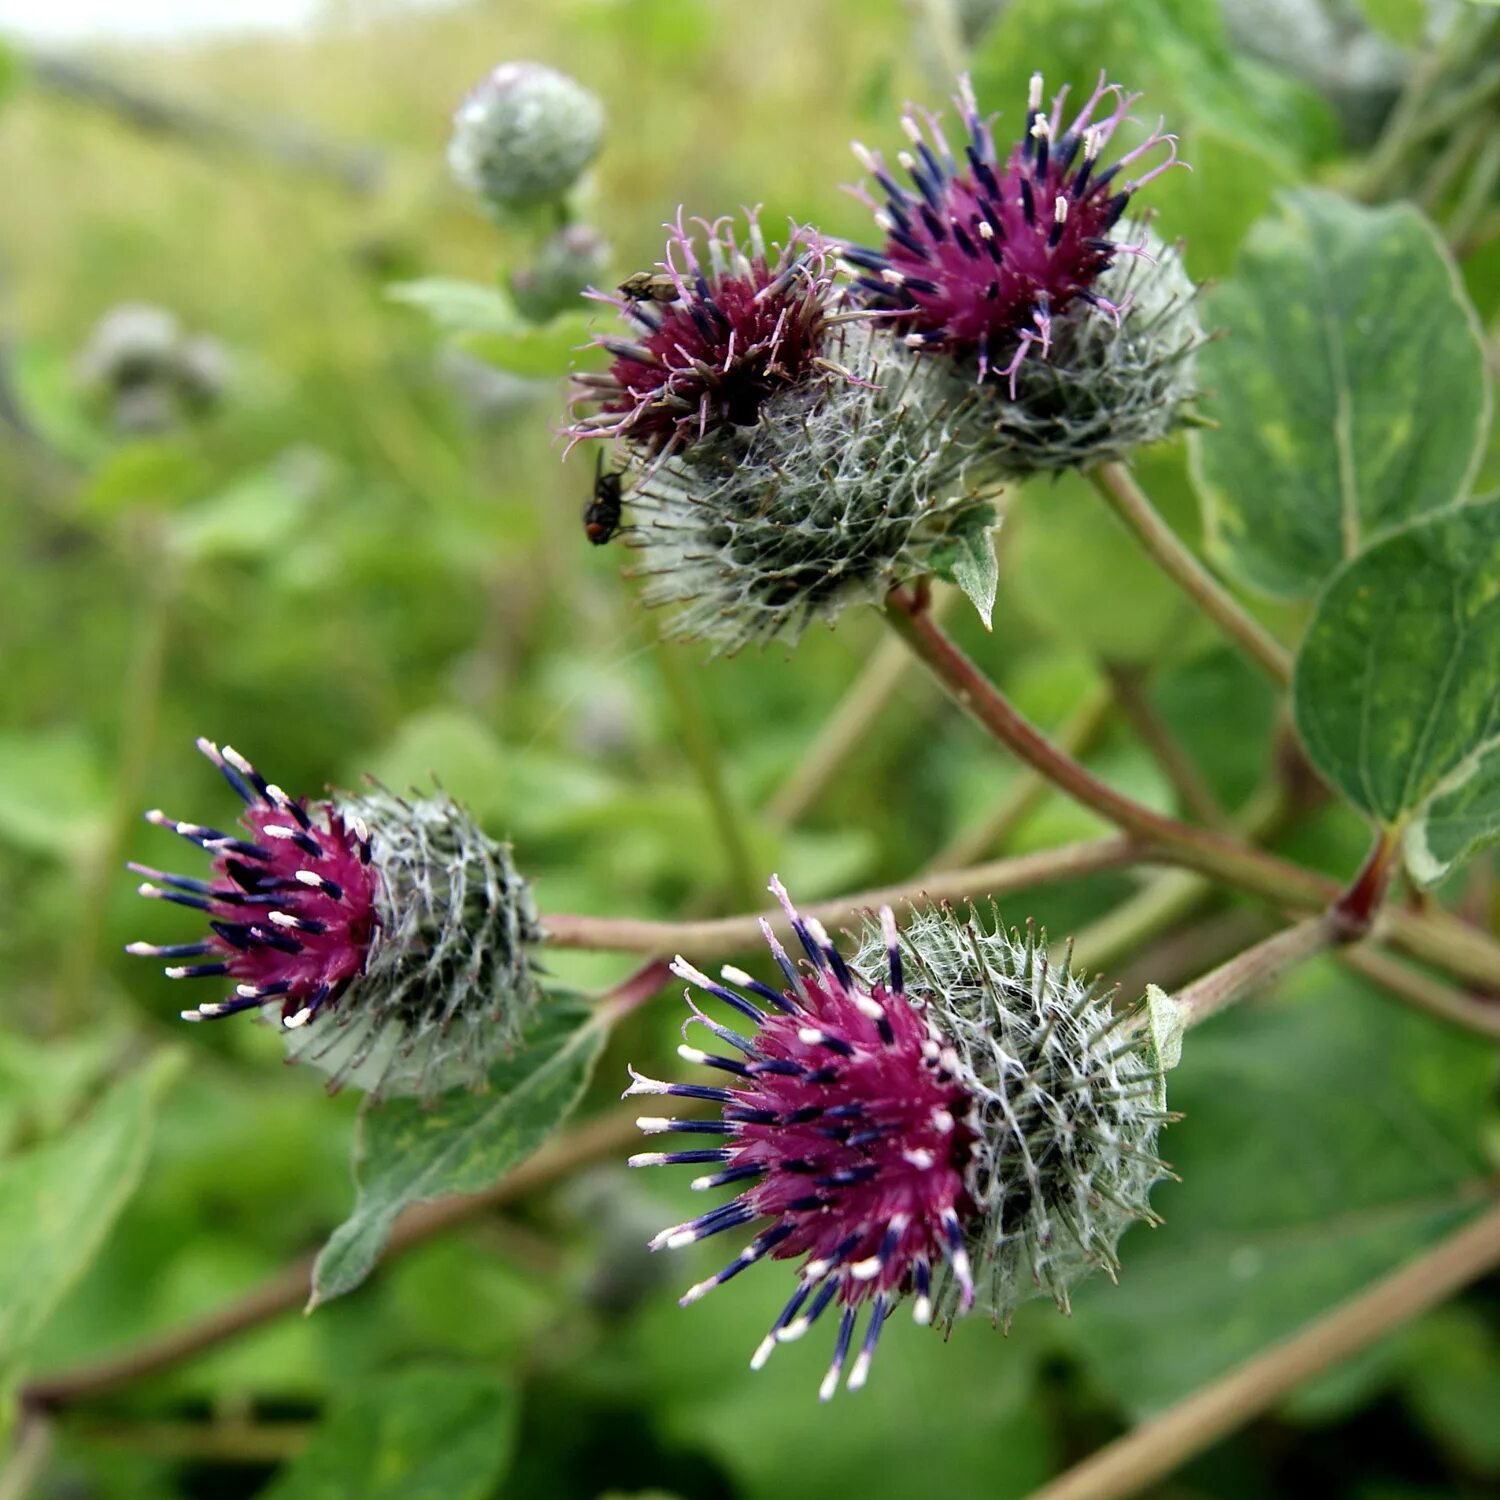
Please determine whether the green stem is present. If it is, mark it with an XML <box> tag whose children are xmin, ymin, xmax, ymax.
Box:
<box><xmin>927</xmin><ymin>678</ymin><xmax>1114</xmax><ymax>871</ymax></box>
<box><xmin>1073</xmin><ymin>785</ymin><xmax>1288</xmax><ymax>971</ymax></box>
<box><xmin>1448</xmin><ymin>123</ymin><xmax>1500</xmax><ymax>250</ymax></box>
<box><xmin>1416</xmin><ymin>110</ymin><xmax>1493</xmax><ymax>215</ymax></box>
<box><xmin>1102</xmin><ymin>659</ymin><xmax>1232</xmax><ymax>829</ymax></box>
<box><xmin>1340</xmin><ymin>946</ymin><xmax>1500</xmax><ymax>1041</ymax></box>
<box><xmin>907</xmin><ymin>0</ymin><xmax>966</xmax><ymax>85</ymax></box>
<box><xmin>766</xmin><ymin>592</ymin><xmax>954</xmax><ymax>831</ymax></box>
<box><xmin>1088</xmin><ymin>462</ymin><xmax>1291</xmax><ymax>687</ymax></box>
<box><xmin>0</xmin><ymin>1412</ymin><xmax>53</xmax><ymax>1500</ymax></box>
<box><xmin>58</xmin><ymin>515</ymin><xmax>177</xmax><ymax>1020</ymax></box>
<box><xmin>1175</xmin><ymin>914</ymin><xmax>1340</xmax><ymax>1030</ymax></box>
<box><xmin>23</xmin><ymin>1099</ymin><xmax>648</xmax><ymax>1412</ymax></box>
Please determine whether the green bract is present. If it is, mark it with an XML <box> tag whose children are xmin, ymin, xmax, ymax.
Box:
<box><xmin>282</xmin><ymin>786</ymin><xmax>543</xmax><ymax>1098</ymax></box>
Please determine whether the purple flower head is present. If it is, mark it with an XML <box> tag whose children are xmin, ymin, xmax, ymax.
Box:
<box><xmin>568</xmin><ymin>211</ymin><xmax>843</xmax><ymax>457</ymax></box>
<box><xmin>629</xmin><ymin>878</ymin><xmax>979</xmax><ymax>1401</ymax></box>
<box><xmin>128</xmin><ymin>739</ymin><xmax>378</xmax><ymax>1030</ymax></box>
<box><xmin>629</xmin><ymin>883</ymin><xmax>1179</xmax><ymax>1398</ymax></box>
<box><xmin>847</xmin><ymin>72</ymin><xmax>1183</xmax><ymax>392</ymax></box>
<box><xmin>128</xmin><ymin>740</ymin><xmax>544</xmax><ymax>1098</ymax></box>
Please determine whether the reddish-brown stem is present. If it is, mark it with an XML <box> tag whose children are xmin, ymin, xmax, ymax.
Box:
<box><xmin>542</xmin><ymin>836</ymin><xmax>1141</xmax><ymax>958</ymax></box>
<box><xmin>880</xmin><ymin>587</ymin><xmax>1500</xmax><ymax>995</ymax></box>
<box><xmin>1330</xmin><ymin>828</ymin><xmax>1402</xmax><ymax>941</ymax></box>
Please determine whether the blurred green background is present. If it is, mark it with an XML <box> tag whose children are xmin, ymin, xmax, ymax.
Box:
<box><xmin>0</xmin><ymin>1</ymin><xmax>1497</xmax><ymax>1496</ymax></box>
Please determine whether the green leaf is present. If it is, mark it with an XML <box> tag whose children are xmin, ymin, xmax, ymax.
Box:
<box><xmin>632</xmin><ymin>1261</ymin><xmax>1051</xmax><ymax>1500</ymax></box>
<box><xmin>80</xmin><ymin>439</ymin><xmax>213</xmax><ymax>518</ymax></box>
<box><xmin>6</xmin><ymin>342</ymin><xmax>107</xmax><ymax>465</ymax></box>
<box><xmin>1141</xmin><ymin>984</ymin><xmax>1186</xmax><ymax>1108</ymax></box>
<box><xmin>0</xmin><ymin>1051</ymin><xmax>182</xmax><ymax>1384</ymax></box>
<box><xmin>971</xmin><ymin>0</ymin><xmax>1335</xmax><ymax>175</ymax></box>
<box><xmin>311</xmin><ymin>998</ymin><xmax>605</xmax><ymax>1305</ymax></box>
<box><xmin>0</xmin><ymin>1028</ymin><xmax>129</xmax><ymax>1154</ymax></box>
<box><xmin>1292</xmin><ymin>499</ymin><xmax>1500</xmax><ymax>884</ymax></box>
<box><xmin>1193</xmin><ymin>190</ymin><xmax>1492</xmax><ymax>599</ymax></box>
<box><xmin>1399</xmin><ymin>1308</ymin><xmax>1500</xmax><ymax>1475</ymax></box>
<box><xmin>1067</xmin><ymin>963</ymin><xmax>1494</xmax><ymax>1416</ymax></box>
<box><xmin>1149</xmin><ymin>126</ymin><xmax>1296</xmax><ymax>283</ymax></box>
<box><xmin>386</xmin><ymin>278</ymin><xmax>523</xmax><ymax>335</ymax></box>
<box><xmin>168</xmin><ymin>450</ymin><xmax>330</xmax><ymax>564</ymax></box>
<box><xmin>260</xmin><ymin>1366</ymin><xmax>516</xmax><ymax>1500</ymax></box>
<box><xmin>458</xmin><ymin>312</ymin><xmax>597</xmax><ymax>380</ymax></box>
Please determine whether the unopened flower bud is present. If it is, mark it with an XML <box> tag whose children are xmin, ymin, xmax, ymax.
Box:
<box><xmin>511</xmin><ymin>224</ymin><xmax>612</xmax><ymax>323</ymax></box>
<box><xmin>127</xmin><ymin>739</ymin><xmax>542</xmax><ymax>1100</ymax></box>
<box><xmin>75</xmin><ymin>303</ymin><xmax>182</xmax><ymax>392</ymax></box>
<box><xmin>75</xmin><ymin>304</ymin><xmax>232</xmax><ymax>429</ymax></box>
<box><xmin>448</xmin><ymin>62</ymin><xmax>604</xmax><ymax>213</ymax></box>
<box><xmin>175</xmin><ymin>334</ymin><xmax>234</xmax><ymax>411</ymax></box>
<box><xmin>628</xmin><ymin>880</ymin><xmax>1175</xmax><ymax>1399</ymax></box>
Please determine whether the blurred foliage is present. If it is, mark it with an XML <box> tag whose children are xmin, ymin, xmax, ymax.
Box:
<box><xmin>0</xmin><ymin>1</ymin><xmax>1498</xmax><ymax>1497</ymax></box>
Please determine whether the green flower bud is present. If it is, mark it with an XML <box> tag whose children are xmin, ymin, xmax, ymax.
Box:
<box><xmin>511</xmin><ymin>224</ymin><xmax>611</xmax><ymax>323</ymax></box>
<box><xmin>448</xmin><ymin>62</ymin><xmax>605</xmax><ymax>212</ymax></box>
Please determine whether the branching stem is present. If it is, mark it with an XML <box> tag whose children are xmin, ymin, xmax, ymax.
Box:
<box><xmin>880</xmin><ymin>587</ymin><xmax>1500</xmax><ymax>994</ymax></box>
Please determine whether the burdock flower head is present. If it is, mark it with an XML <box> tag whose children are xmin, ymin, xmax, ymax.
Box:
<box><xmin>628</xmin><ymin>879</ymin><xmax>1177</xmax><ymax>1400</ymax></box>
<box><xmin>567</xmin><ymin>211</ymin><xmax>843</xmax><ymax>458</ymax></box>
<box><xmin>847</xmin><ymin>72</ymin><xmax>1183</xmax><ymax>393</ymax></box>
<box><xmin>127</xmin><ymin>739</ymin><xmax>543</xmax><ymax>1099</ymax></box>
<box><xmin>567</xmin><ymin>212</ymin><xmax>999</xmax><ymax>653</ymax></box>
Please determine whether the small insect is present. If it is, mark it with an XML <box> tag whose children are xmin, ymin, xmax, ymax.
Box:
<box><xmin>584</xmin><ymin>452</ymin><xmax>625</xmax><ymax>545</ymax></box>
<box><xmin>617</xmin><ymin>270</ymin><xmax>679</xmax><ymax>304</ymax></box>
